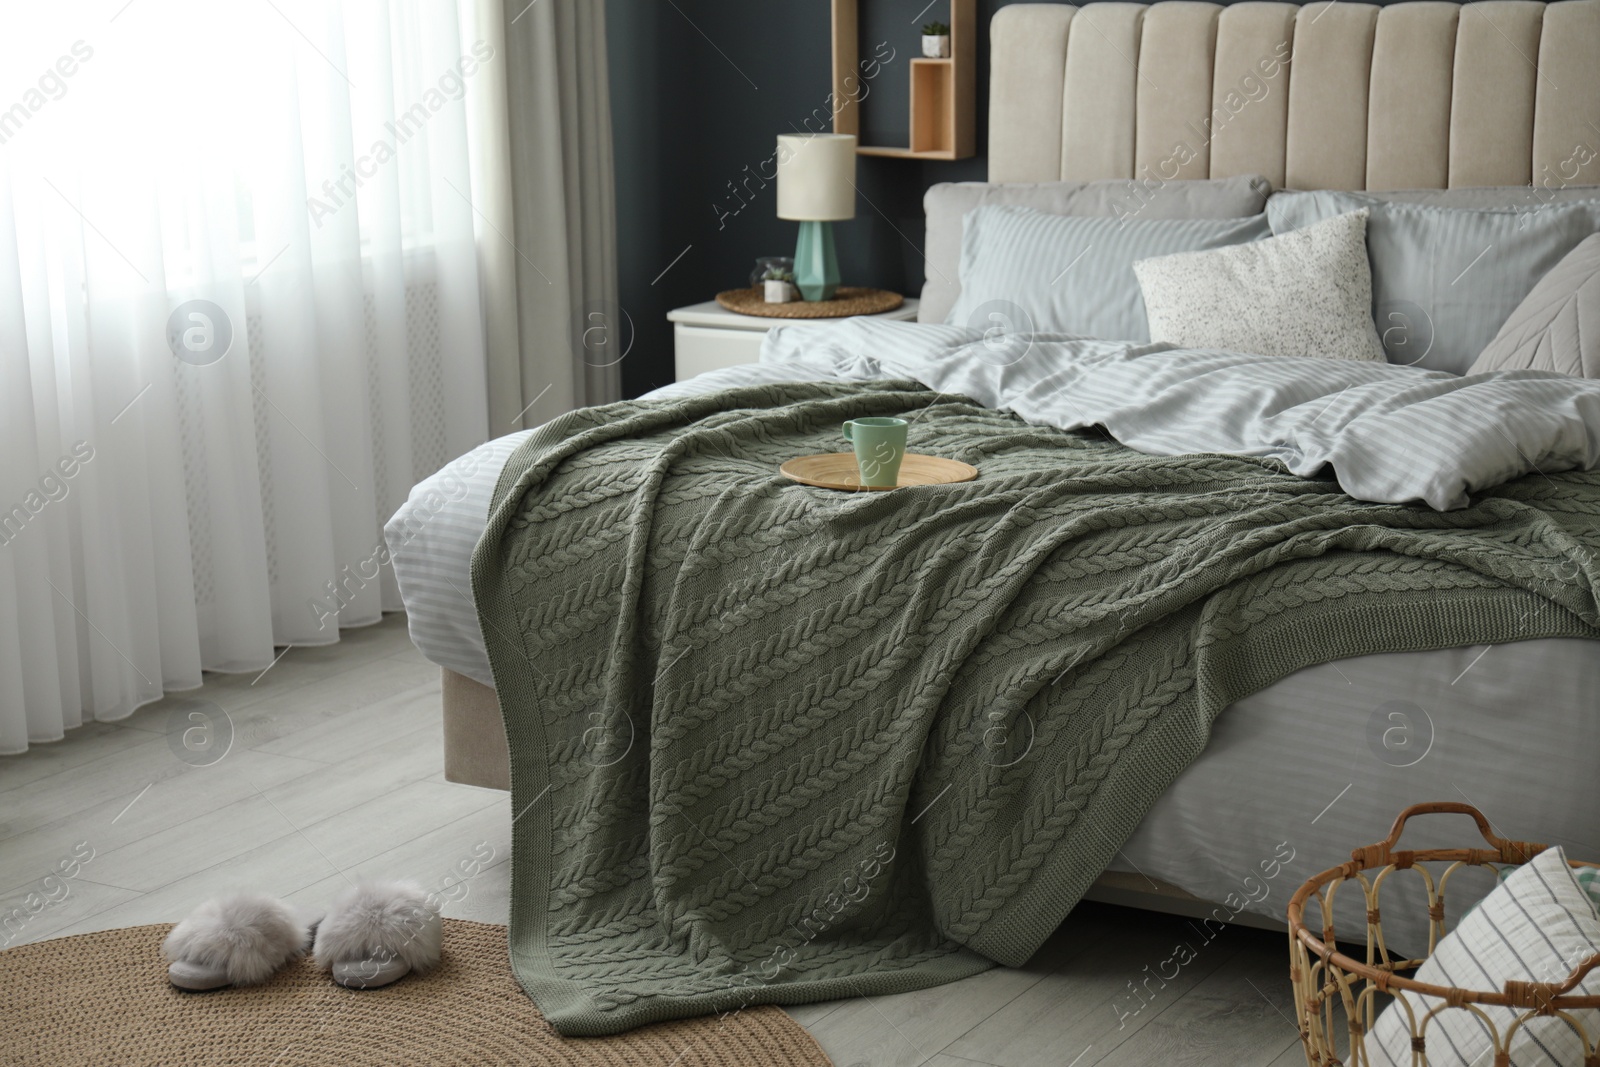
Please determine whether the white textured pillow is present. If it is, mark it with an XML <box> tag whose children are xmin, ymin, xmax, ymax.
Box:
<box><xmin>1365</xmin><ymin>845</ymin><xmax>1600</xmax><ymax>1067</ymax></box>
<box><xmin>1133</xmin><ymin>209</ymin><xmax>1386</xmax><ymax>362</ymax></box>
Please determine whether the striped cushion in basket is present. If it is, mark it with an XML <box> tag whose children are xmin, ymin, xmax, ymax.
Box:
<box><xmin>1366</xmin><ymin>846</ymin><xmax>1600</xmax><ymax>1067</ymax></box>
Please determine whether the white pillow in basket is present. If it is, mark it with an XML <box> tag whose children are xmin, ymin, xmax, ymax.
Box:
<box><xmin>1365</xmin><ymin>845</ymin><xmax>1600</xmax><ymax>1067</ymax></box>
<box><xmin>1132</xmin><ymin>209</ymin><xmax>1386</xmax><ymax>362</ymax></box>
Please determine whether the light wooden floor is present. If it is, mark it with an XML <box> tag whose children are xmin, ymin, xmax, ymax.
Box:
<box><xmin>0</xmin><ymin>613</ymin><xmax>1302</xmax><ymax>1066</ymax></box>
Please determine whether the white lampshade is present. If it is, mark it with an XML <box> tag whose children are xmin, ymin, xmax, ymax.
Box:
<box><xmin>776</xmin><ymin>134</ymin><xmax>857</xmax><ymax>221</ymax></box>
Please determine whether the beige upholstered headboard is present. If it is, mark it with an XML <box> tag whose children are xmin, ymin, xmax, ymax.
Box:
<box><xmin>989</xmin><ymin>0</ymin><xmax>1600</xmax><ymax>190</ymax></box>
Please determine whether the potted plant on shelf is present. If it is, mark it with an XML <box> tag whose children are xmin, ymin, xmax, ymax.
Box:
<box><xmin>922</xmin><ymin>21</ymin><xmax>950</xmax><ymax>58</ymax></box>
<box><xmin>761</xmin><ymin>266</ymin><xmax>795</xmax><ymax>304</ymax></box>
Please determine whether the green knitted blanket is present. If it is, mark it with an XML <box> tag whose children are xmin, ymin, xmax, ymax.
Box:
<box><xmin>471</xmin><ymin>381</ymin><xmax>1600</xmax><ymax>1036</ymax></box>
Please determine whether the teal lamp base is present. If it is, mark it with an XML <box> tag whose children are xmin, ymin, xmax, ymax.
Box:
<box><xmin>793</xmin><ymin>220</ymin><xmax>840</xmax><ymax>302</ymax></box>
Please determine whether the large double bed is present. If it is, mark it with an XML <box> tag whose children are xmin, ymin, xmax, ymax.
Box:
<box><xmin>386</xmin><ymin>0</ymin><xmax>1600</xmax><ymax>1038</ymax></box>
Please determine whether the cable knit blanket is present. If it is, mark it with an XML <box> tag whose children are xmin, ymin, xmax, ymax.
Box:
<box><xmin>471</xmin><ymin>381</ymin><xmax>1600</xmax><ymax>1036</ymax></box>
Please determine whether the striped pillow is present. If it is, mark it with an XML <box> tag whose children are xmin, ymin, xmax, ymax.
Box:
<box><xmin>1268</xmin><ymin>192</ymin><xmax>1594</xmax><ymax>375</ymax></box>
<box><xmin>945</xmin><ymin>206</ymin><xmax>1270</xmax><ymax>341</ymax></box>
<box><xmin>919</xmin><ymin>175</ymin><xmax>1272</xmax><ymax>323</ymax></box>
<box><xmin>1365</xmin><ymin>846</ymin><xmax>1600</xmax><ymax>1067</ymax></box>
<box><xmin>1469</xmin><ymin>234</ymin><xmax>1600</xmax><ymax>378</ymax></box>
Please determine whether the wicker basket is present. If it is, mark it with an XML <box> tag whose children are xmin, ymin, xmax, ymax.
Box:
<box><xmin>1288</xmin><ymin>802</ymin><xmax>1600</xmax><ymax>1066</ymax></box>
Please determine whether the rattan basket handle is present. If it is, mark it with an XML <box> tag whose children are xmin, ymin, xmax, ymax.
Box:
<box><xmin>1351</xmin><ymin>802</ymin><xmax>1546</xmax><ymax>870</ymax></box>
<box><xmin>1504</xmin><ymin>953</ymin><xmax>1600</xmax><ymax>1008</ymax></box>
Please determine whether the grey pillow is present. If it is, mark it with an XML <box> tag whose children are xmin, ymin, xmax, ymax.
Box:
<box><xmin>947</xmin><ymin>206</ymin><xmax>1272</xmax><ymax>342</ymax></box>
<box><xmin>1267</xmin><ymin>191</ymin><xmax>1595</xmax><ymax>375</ymax></box>
<box><xmin>1470</xmin><ymin>233</ymin><xmax>1600</xmax><ymax>377</ymax></box>
<box><xmin>920</xmin><ymin>175</ymin><xmax>1271</xmax><ymax>324</ymax></box>
<box><xmin>1359</xmin><ymin>185</ymin><xmax>1600</xmax><ymax>214</ymax></box>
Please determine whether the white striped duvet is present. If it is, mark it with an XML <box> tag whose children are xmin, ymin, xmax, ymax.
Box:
<box><xmin>384</xmin><ymin>429</ymin><xmax>532</xmax><ymax>685</ymax></box>
<box><xmin>760</xmin><ymin>318</ymin><xmax>1600</xmax><ymax>511</ymax></box>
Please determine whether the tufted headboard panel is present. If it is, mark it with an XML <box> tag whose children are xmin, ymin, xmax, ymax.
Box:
<box><xmin>988</xmin><ymin>0</ymin><xmax>1600</xmax><ymax>190</ymax></box>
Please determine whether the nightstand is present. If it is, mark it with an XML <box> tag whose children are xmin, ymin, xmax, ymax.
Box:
<box><xmin>668</xmin><ymin>297</ymin><xmax>920</xmax><ymax>382</ymax></box>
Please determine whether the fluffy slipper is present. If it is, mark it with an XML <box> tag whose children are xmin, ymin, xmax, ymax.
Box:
<box><xmin>313</xmin><ymin>879</ymin><xmax>441</xmax><ymax>990</ymax></box>
<box><xmin>162</xmin><ymin>892</ymin><xmax>312</xmax><ymax>991</ymax></box>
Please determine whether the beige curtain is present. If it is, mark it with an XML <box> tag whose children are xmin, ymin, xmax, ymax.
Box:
<box><xmin>473</xmin><ymin>0</ymin><xmax>620</xmax><ymax>434</ymax></box>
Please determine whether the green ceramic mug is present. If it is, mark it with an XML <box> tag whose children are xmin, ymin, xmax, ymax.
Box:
<box><xmin>842</xmin><ymin>417</ymin><xmax>907</xmax><ymax>488</ymax></box>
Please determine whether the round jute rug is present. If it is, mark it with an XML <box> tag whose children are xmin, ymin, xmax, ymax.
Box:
<box><xmin>0</xmin><ymin>919</ymin><xmax>834</xmax><ymax>1067</ymax></box>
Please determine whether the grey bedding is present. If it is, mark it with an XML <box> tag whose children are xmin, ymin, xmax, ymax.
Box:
<box><xmin>1115</xmin><ymin>638</ymin><xmax>1600</xmax><ymax>954</ymax></box>
<box><xmin>388</xmin><ymin>341</ymin><xmax>1600</xmax><ymax>968</ymax></box>
<box><xmin>472</xmin><ymin>377</ymin><xmax>1600</xmax><ymax>1033</ymax></box>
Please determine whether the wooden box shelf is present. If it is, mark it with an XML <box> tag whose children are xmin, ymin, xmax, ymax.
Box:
<box><xmin>910</xmin><ymin>59</ymin><xmax>955</xmax><ymax>155</ymax></box>
<box><xmin>831</xmin><ymin>0</ymin><xmax>975</xmax><ymax>161</ymax></box>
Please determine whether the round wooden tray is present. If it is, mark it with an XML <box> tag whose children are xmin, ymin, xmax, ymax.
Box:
<box><xmin>779</xmin><ymin>453</ymin><xmax>978</xmax><ymax>492</ymax></box>
<box><xmin>716</xmin><ymin>286</ymin><xmax>904</xmax><ymax>319</ymax></box>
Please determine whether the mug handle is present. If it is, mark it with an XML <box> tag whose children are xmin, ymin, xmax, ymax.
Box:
<box><xmin>842</xmin><ymin>421</ymin><xmax>854</xmax><ymax>442</ymax></box>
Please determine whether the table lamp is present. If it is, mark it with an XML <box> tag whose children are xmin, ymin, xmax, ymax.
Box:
<box><xmin>776</xmin><ymin>133</ymin><xmax>856</xmax><ymax>302</ymax></box>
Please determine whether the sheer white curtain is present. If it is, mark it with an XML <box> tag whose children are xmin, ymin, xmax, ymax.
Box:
<box><xmin>0</xmin><ymin>0</ymin><xmax>492</xmax><ymax>752</ymax></box>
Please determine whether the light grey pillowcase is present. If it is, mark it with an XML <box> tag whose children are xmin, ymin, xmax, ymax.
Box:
<box><xmin>920</xmin><ymin>175</ymin><xmax>1271</xmax><ymax>323</ymax></box>
<box><xmin>1267</xmin><ymin>191</ymin><xmax>1595</xmax><ymax>375</ymax></box>
<box><xmin>946</xmin><ymin>206</ymin><xmax>1271</xmax><ymax>342</ymax></box>
<box><xmin>1470</xmin><ymin>233</ymin><xmax>1600</xmax><ymax>377</ymax></box>
<box><xmin>1135</xmin><ymin>210</ymin><xmax>1386</xmax><ymax>361</ymax></box>
<box><xmin>1361</xmin><ymin>184</ymin><xmax>1600</xmax><ymax>213</ymax></box>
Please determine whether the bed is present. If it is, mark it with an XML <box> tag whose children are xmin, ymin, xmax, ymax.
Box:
<box><xmin>387</xmin><ymin>0</ymin><xmax>1600</xmax><ymax>1035</ymax></box>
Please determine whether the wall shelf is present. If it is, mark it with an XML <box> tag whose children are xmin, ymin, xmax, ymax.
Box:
<box><xmin>830</xmin><ymin>0</ymin><xmax>975</xmax><ymax>161</ymax></box>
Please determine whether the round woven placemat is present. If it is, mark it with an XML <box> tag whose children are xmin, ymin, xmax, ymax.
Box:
<box><xmin>1</xmin><ymin>920</ymin><xmax>833</xmax><ymax>1067</ymax></box>
<box><xmin>715</xmin><ymin>286</ymin><xmax>902</xmax><ymax>319</ymax></box>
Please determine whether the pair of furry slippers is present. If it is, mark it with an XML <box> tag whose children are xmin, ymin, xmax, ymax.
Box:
<box><xmin>161</xmin><ymin>879</ymin><xmax>442</xmax><ymax>992</ymax></box>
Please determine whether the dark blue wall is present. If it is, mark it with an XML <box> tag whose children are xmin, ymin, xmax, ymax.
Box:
<box><xmin>607</xmin><ymin>0</ymin><xmax>1005</xmax><ymax>396</ymax></box>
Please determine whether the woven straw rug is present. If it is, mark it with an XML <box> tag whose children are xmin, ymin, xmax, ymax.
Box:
<box><xmin>0</xmin><ymin>919</ymin><xmax>833</xmax><ymax>1066</ymax></box>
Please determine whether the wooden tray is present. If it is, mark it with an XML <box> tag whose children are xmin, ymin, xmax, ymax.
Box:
<box><xmin>779</xmin><ymin>453</ymin><xmax>977</xmax><ymax>492</ymax></box>
<box><xmin>715</xmin><ymin>286</ymin><xmax>903</xmax><ymax>319</ymax></box>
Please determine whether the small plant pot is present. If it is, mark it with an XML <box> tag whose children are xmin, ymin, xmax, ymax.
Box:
<box><xmin>763</xmin><ymin>279</ymin><xmax>794</xmax><ymax>304</ymax></box>
<box><xmin>922</xmin><ymin>34</ymin><xmax>950</xmax><ymax>58</ymax></box>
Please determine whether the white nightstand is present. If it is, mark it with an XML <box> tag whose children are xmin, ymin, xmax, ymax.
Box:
<box><xmin>668</xmin><ymin>297</ymin><xmax>920</xmax><ymax>382</ymax></box>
